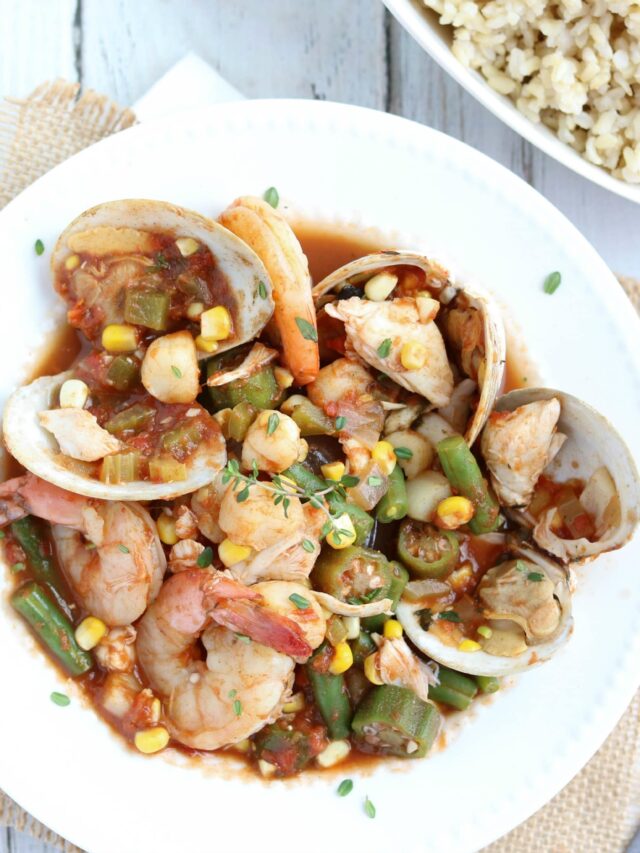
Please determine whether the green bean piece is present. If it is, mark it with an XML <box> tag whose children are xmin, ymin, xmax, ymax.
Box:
<box><xmin>350</xmin><ymin>630</ymin><xmax>377</xmax><ymax>666</ymax></box>
<box><xmin>312</xmin><ymin>546</ymin><xmax>393</xmax><ymax>604</ymax></box>
<box><xmin>427</xmin><ymin>684</ymin><xmax>473</xmax><ymax>711</ymax></box>
<box><xmin>352</xmin><ymin>685</ymin><xmax>441</xmax><ymax>758</ymax></box>
<box><xmin>438</xmin><ymin>666</ymin><xmax>478</xmax><ymax>698</ymax></box>
<box><xmin>253</xmin><ymin>725</ymin><xmax>314</xmax><ymax>775</ymax></box>
<box><xmin>11</xmin><ymin>582</ymin><xmax>92</xmax><ymax>676</ymax></box>
<box><xmin>306</xmin><ymin>643</ymin><xmax>352</xmax><ymax>739</ymax></box>
<box><xmin>284</xmin><ymin>463</ymin><xmax>374</xmax><ymax>545</ymax></box>
<box><xmin>375</xmin><ymin>465</ymin><xmax>408</xmax><ymax>524</ymax></box>
<box><xmin>228</xmin><ymin>401</ymin><xmax>257</xmax><ymax>442</ymax></box>
<box><xmin>397</xmin><ymin>519</ymin><xmax>459</xmax><ymax>578</ymax></box>
<box><xmin>104</xmin><ymin>403</ymin><xmax>155</xmax><ymax>436</ymax></box>
<box><xmin>362</xmin><ymin>560</ymin><xmax>408</xmax><ymax>632</ymax></box>
<box><xmin>106</xmin><ymin>355</ymin><xmax>140</xmax><ymax>391</ymax></box>
<box><xmin>207</xmin><ymin>350</ymin><xmax>282</xmax><ymax>411</ymax></box>
<box><xmin>124</xmin><ymin>287</ymin><xmax>170</xmax><ymax>331</ymax></box>
<box><xmin>10</xmin><ymin>517</ymin><xmax>64</xmax><ymax>595</ymax></box>
<box><xmin>476</xmin><ymin>675</ymin><xmax>500</xmax><ymax>694</ymax></box>
<box><xmin>436</xmin><ymin>435</ymin><xmax>500</xmax><ymax>534</ymax></box>
<box><xmin>428</xmin><ymin>665</ymin><xmax>478</xmax><ymax>710</ymax></box>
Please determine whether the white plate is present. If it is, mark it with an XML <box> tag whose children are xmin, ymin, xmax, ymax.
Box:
<box><xmin>384</xmin><ymin>0</ymin><xmax>640</xmax><ymax>204</ymax></box>
<box><xmin>0</xmin><ymin>100</ymin><xmax>639</xmax><ymax>853</ymax></box>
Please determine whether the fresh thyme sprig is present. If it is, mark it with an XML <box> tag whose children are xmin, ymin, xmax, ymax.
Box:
<box><xmin>221</xmin><ymin>458</ymin><xmax>358</xmax><ymax>542</ymax></box>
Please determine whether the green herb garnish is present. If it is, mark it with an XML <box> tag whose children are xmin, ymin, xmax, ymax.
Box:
<box><xmin>233</xmin><ymin>699</ymin><xmax>242</xmax><ymax>716</ymax></box>
<box><xmin>438</xmin><ymin>610</ymin><xmax>461</xmax><ymax>623</ymax></box>
<box><xmin>527</xmin><ymin>571</ymin><xmax>544</xmax><ymax>582</ymax></box>
<box><xmin>267</xmin><ymin>412</ymin><xmax>280</xmax><ymax>435</ymax></box>
<box><xmin>337</xmin><ymin>779</ymin><xmax>353</xmax><ymax>797</ymax></box>
<box><xmin>377</xmin><ymin>338</ymin><xmax>392</xmax><ymax>358</ymax></box>
<box><xmin>393</xmin><ymin>446</ymin><xmax>413</xmax><ymax>460</ymax></box>
<box><xmin>364</xmin><ymin>796</ymin><xmax>376</xmax><ymax>819</ymax></box>
<box><xmin>543</xmin><ymin>271</ymin><xmax>561</xmax><ymax>294</ymax></box>
<box><xmin>263</xmin><ymin>186</ymin><xmax>279</xmax><ymax>208</ymax></box>
<box><xmin>334</xmin><ymin>416</ymin><xmax>346</xmax><ymax>431</ymax></box>
<box><xmin>35</xmin><ymin>239</ymin><xmax>45</xmax><ymax>256</ymax></box>
<box><xmin>367</xmin><ymin>476</ymin><xmax>383</xmax><ymax>487</ymax></box>
<box><xmin>118</xmin><ymin>544</ymin><xmax>130</xmax><ymax>554</ymax></box>
<box><xmin>197</xmin><ymin>546</ymin><xmax>213</xmax><ymax>568</ymax></box>
<box><xmin>171</xmin><ymin>365</ymin><xmax>182</xmax><ymax>378</ymax></box>
<box><xmin>257</xmin><ymin>280</ymin><xmax>268</xmax><ymax>299</ymax></box>
<box><xmin>289</xmin><ymin>592</ymin><xmax>310</xmax><ymax>610</ymax></box>
<box><xmin>301</xmin><ymin>539</ymin><xmax>315</xmax><ymax>553</ymax></box>
<box><xmin>50</xmin><ymin>692</ymin><xmax>70</xmax><ymax>707</ymax></box>
<box><xmin>295</xmin><ymin>317</ymin><xmax>318</xmax><ymax>342</ymax></box>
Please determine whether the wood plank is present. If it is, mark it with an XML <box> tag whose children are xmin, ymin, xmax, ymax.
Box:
<box><xmin>1</xmin><ymin>826</ymin><xmax>61</xmax><ymax>853</ymax></box>
<box><xmin>0</xmin><ymin>0</ymin><xmax>78</xmax><ymax>97</ymax></box>
<box><xmin>80</xmin><ymin>0</ymin><xmax>387</xmax><ymax>108</ymax></box>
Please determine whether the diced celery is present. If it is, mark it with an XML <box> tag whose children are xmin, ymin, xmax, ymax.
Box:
<box><xmin>107</xmin><ymin>355</ymin><xmax>140</xmax><ymax>391</ymax></box>
<box><xmin>148</xmin><ymin>456</ymin><xmax>187</xmax><ymax>482</ymax></box>
<box><xmin>228</xmin><ymin>401</ymin><xmax>257</xmax><ymax>442</ymax></box>
<box><xmin>104</xmin><ymin>404</ymin><xmax>155</xmax><ymax>435</ymax></box>
<box><xmin>100</xmin><ymin>451</ymin><xmax>141</xmax><ymax>484</ymax></box>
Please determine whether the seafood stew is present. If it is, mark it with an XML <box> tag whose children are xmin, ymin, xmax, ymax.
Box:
<box><xmin>1</xmin><ymin>193</ymin><xmax>638</xmax><ymax>778</ymax></box>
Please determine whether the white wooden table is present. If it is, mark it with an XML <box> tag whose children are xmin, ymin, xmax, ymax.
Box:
<box><xmin>0</xmin><ymin>1</ymin><xmax>638</xmax><ymax>851</ymax></box>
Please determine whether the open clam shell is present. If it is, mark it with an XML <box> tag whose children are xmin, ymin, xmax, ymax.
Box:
<box><xmin>397</xmin><ymin>543</ymin><xmax>573</xmax><ymax>676</ymax></box>
<box><xmin>490</xmin><ymin>388</ymin><xmax>640</xmax><ymax>562</ymax></box>
<box><xmin>3</xmin><ymin>372</ymin><xmax>226</xmax><ymax>500</ymax></box>
<box><xmin>312</xmin><ymin>251</ymin><xmax>505</xmax><ymax>445</ymax></box>
<box><xmin>51</xmin><ymin>199</ymin><xmax>274</xmax><ymax>354</ymax></box>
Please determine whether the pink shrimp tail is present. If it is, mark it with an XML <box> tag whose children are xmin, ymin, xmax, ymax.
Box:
<box><xmin>212</xmin><ymin>599</ymin><xmax>312</xmax><ymax>659</ymax></box>
<box><xmin>0</xmin><ymin>473</ymin><xmax>87</xmax><ymax>528</ymax></box>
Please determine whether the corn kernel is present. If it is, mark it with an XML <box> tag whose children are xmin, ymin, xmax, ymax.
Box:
<box><xmin>234</xmin><ymin>738</ymin><xmax>251</xmax><ymax>754</ymax></box>
<box><xmin>383</xmin><ymin>619</ymin><xmax>403</xmax><ymax>640</ymax></box>
<box><xmin>343</xmin><ymin>616</ymin><xmax>360</xmax><ymax>640</ymax></box>
<box><xmin>218</xmin><ymin>538</ymin><xmax>252</xmax><ymax>567</ymax></box>
<box><xmin>149</xmin><ymin>697</ymin><xmax>162</xmax><ymax>725</ymax></box>
<box><xmin>448</xmin><ymin>562</ymin><xmax>474</xmax><ymax>592</ymax></box>
<box><xmin>102</xmin><ymin>323</ymin><xmax>138</xmax><ymax>353</ymax></box>
<box><xmin>321</xmin><ymin>461</ymin><xmax>345</xmax><ymax>481</ymax></box>
<box><xmin>371</xmin><ymin>440</ymin><xmax>396</xmax><ymax>476</ymax></box>
<box><xmin>401</xmin><ymin>340</ymin><xmax>429</xmax><ymax>370</ymax></box>
<box><xmin>477</xmin><ymin>625</ymin><xmax>493</xmax><ymax>639</ymax></box>
<box><xmin>201</xmin><ymin>305</ymin><xmax>232</xmax><ymax>341</ymax></box>
<box><xmin>364</xmin><ymin>271</ymin><xmax>398</xmax><ymax>302</ymax></box>
<box><xmin>175</xmin><ymin>237</ymin><xmax>200</xmax><ymax>257</ymax></box>
<box><xmin>64</xmin><ymin>254</ymin><xmax>80</xmax><ymax>271</ymax></box>
<box><xmin>282</xmin><ymin>692</ymin><xmax>306</xmax><ymax>714</ymax></box>
<box><xmin>258</xmin><ymin>759</ymin><xmax>277</xmax><ymax>778</ymax></box>
<box><xmin>75</xmin><ymin>615</ymin><xmax>108</xmax><ymax>651</ymax></box>
<box><xmin>59</xmin><ymin>378</ymin><xmax>89</xmax><ymax>409</ymax></box>
<box><xmin>316</xmin><ymin>739</ymin><xmax>351</xmax><ymax>768</ymax></box>
<box><xmin>364</xmin><ymin>653</ymin><xmax>384</xmax><ymax>685</ymax></box>
<box><xmin>156</xmin><ymin>512</ymin><xmax>178</xmax><ymax>546</ymax></box>
<box><xmin>186</xmin><ymin>301</ymin><xmax>204</xmax><ymax>320</ymax></box>
<box><xmin>458</xmin><ymin>639</ymin><xmax>482</xmax><ymax>652</ymax></box>
<box><xmin>297</xmin><ymin>439</ymin><xmax>309</xmax><ymax>463</ymax></box>
<box><xmin>134</xmin><ymin>726</ymin><xmax>170</xmax><ymax>754</ymax></box>
<box><xmin>326</xmin><ymin>513</ymin><xmax>357</xmax><ymax>549</ymax></box>
<box><xmin>195</xmin><ymin>335</ymin><xmax>219</xmax><ymax>354</ymax></box>
<box><xmin>213</xmin><ymin>407</ymin><xmax>232</xmax><ymax>438</ymax></box>
<box><xmin>435</xmin><ymin>496</ymin><xmax>475</xmax><ymax>530</ymax></box>
<box><xmin>329</xmin><ymin>641</ymin><xmax>353</xmax><ymax>675</ymax></box>
<box><xmin>274</xmin><ymin>366</ymin><xmax>294</xmax><ymax>389</ymax></box>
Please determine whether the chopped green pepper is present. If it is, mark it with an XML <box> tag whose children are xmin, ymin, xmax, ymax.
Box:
<box><xmin>362</xmin><ymin>560</ymin><xmax>409</xmax><ymax>632</ymax></box>
<box><xmin>10</xmin><ymin>516</ymin><xmax>64</xmax><ymax>595</ymax></box>
<box><xmin>398</xmin><ymin>519</ymin><xmax>459</xmax><ymax>578</ymax></box>
<box><xmin>124</xmin><ymin>287</ymin><xmax>170</xmax><ymax>331</ymax></box>
<box><xmin>106</xmin><ymin>355</ymin><xmax>140</xmax><ymax>391</ymax></box>
<box><xmin>352</xmin><ymin>685</ymin><xmax>441</xmax><ymax>758</ymax></box>
<box><xmin>312</xmin><ymin>546</ymin><xmax>393</xmax><ymax>604</ymax></box>
<box><xmin>282</xmin><ymin>396</ymin><xmax>335</xmax><ymax>436</ymax></box>
<box><xmin>306</xmin><ymin>643</ymin><xmax>352</xmax><ymax>739</ymax></box>
<box><xmin>206</xmin><ymin>347</ymin><xmax>282</xmax><ymax>411</ymax></box>
<box><xmin>11</xmin><ymin>582</ymin><xmax>93</xmax><ymax>676</ymax></box>
<box><xmin>284</xmin><ymin>462</ymin><xmax>374</xmax><ymax>545</ymax></box>
<box><xmin>104</xmin><ymin>403</ymin><xmax>155</xmax><ymax>436</ymax></box>
<box><xmin>228</xmin><ymin>401</ymin><xmax>257</xmax><ymax>442</ymax></box>
<box><xmin>436</xmin><ymin>436</ymin><xmax>500</xmax><ymax>534</ymax></box>
<box><xmin>375</xmin><ymin>464</ymin><xmax>408</xmax><ymax>523</ymax></box>
<box><xmin>253</xmin><ymin>724</ymin><xmax>315</xmax><ymax>775</ymax></box>
<box><xmin>162</xmin><ymin>422</ymin><xmax>203</xmax><ymax>459</ymax></box>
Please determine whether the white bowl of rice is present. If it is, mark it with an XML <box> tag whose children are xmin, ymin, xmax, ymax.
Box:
<box><xmin>384</xmin><ymin>0</ymin><xmax>640</xmax><ymax>202</ymax></box>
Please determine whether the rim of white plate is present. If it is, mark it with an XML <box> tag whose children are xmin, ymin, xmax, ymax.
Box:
<box><xmin>384</xmin><ymin>0</ymin><xmax>640</xmax><ymax>204</ymax></box>
<box><xmin>0</xmin><ymin>99</ymin><xmax>638</xmax><ymax>853</ymax></box>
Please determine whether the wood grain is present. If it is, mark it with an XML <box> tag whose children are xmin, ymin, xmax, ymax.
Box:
<box><xmin>0</xmin><ymin>1</ymin><xmax>639</xmax><ymax>850</ymax></box>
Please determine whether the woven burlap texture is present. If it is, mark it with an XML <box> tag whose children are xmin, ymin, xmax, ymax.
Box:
<box><xmin>0</xmin><ymin>80</ymin><xmax>638</xmax><ymax>853</ymax></box>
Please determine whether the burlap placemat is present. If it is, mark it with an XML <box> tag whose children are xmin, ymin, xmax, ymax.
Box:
<box><xmin>0</xmin><ymin>80</ymin><xmax>638</xmax><ymax>853</ymax></box>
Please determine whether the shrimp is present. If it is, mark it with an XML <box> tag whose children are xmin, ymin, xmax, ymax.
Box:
<box><xmin>0</xmin><ymin>474</ymin><xmax>165</xmax><ymax>625</ymax></box>
<box><xmin>218</xmin><ymin>196</ymin><xmax>319</xmax><ymax>385</ymax></box>
<box><xmin>136</xmin><ymin>572</ymin><xmax>321</xmax><ymax>749</ymax></box>
<box><xmin>218</xmin><ymin>480</ymin><xmax>305</xmax><ymax>551</ymax></box>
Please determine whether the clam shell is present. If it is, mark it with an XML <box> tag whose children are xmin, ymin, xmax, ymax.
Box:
<box><xmin>3</xmin><ymin>372</ymin><xmax>226</xmax><ymax>500</ymax></box>
<box><xmin>51</xmin><ymin>199</ymin><xmax>275</xmax><ymax>354</ymax></box>
<box><xmin>494</xmin><ymin>388</ymin><xmax>640</xmax><ymax>562</ymax></box>
<box><xmin>397</xmin><ymin>543</ymin><xmax>572</xmax><ymax>676</ymax></box>
<box><xmin>312</xmin><ymin>251</ymin><xmax>505</xmax><ymax>445</ymax></box>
